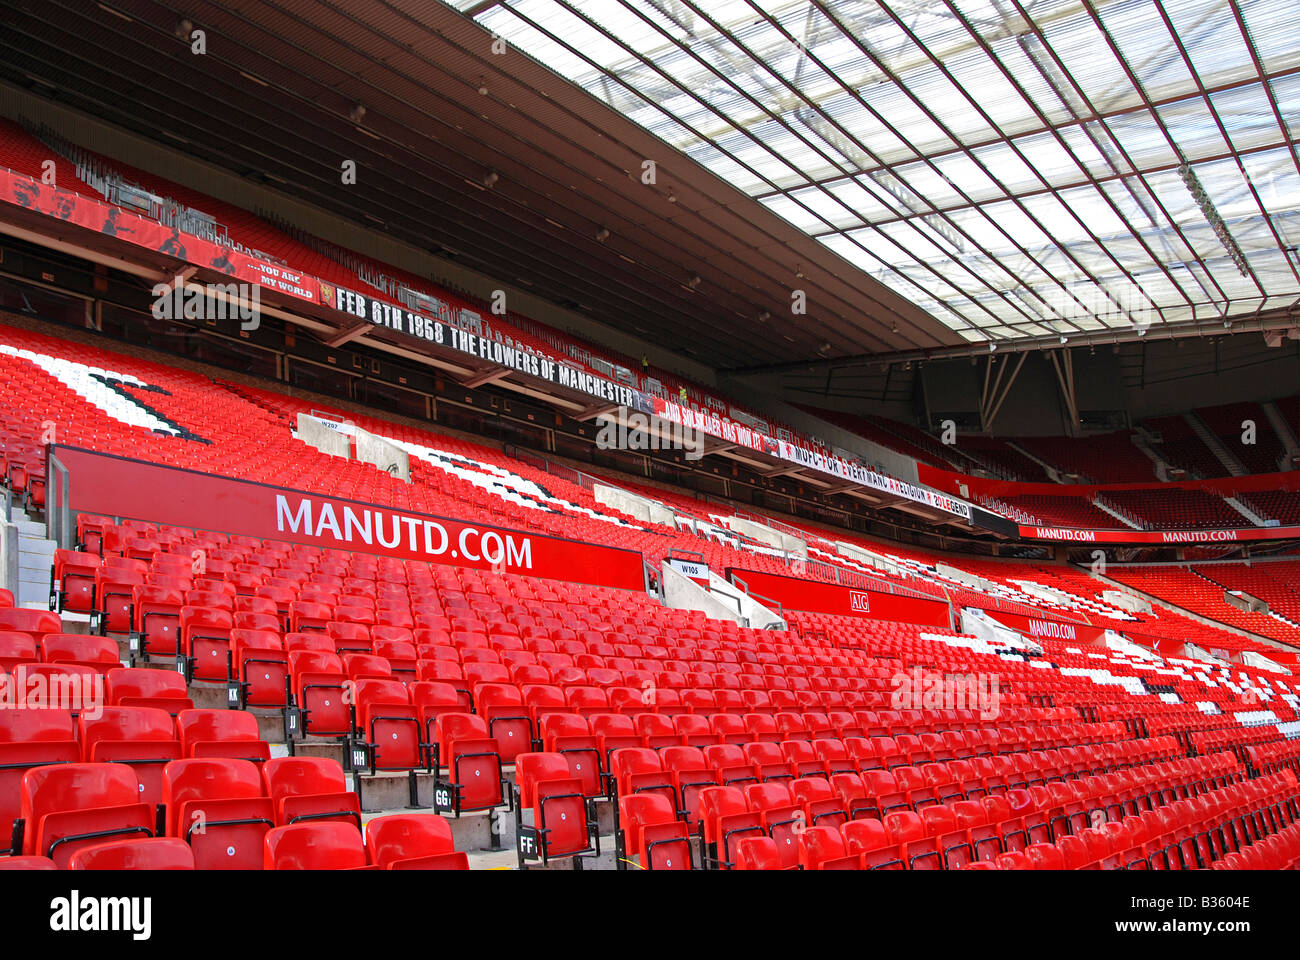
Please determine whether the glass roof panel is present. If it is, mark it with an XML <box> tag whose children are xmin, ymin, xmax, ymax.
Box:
<box><xmin>447</xmin><ymin>0</ymin><xmax>1300</xmax><ymax>340</ymax></box>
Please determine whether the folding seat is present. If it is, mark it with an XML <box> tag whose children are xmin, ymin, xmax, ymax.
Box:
<box><xmin>565</xmin><ymin>686</ymin><xmax>608</xmax><ymax>718</ymax></box>
<box><xmin>781</xmin><ymin>740</ymin><xmax>826</xmax><ymax>780</ymax></box>
<box><xmin>744</xmin><ymin>781</ymin><xmax>804</xmax><ymax>867</ymax></box>
<box><xmin>1024</xmin><ymin>842</ymin><xmax>1067</xmax><ymax>870</ymax></box>
<box><xmin>0</xmin><ymin>608</ymin><xmax>61</xmax><ymax>644</ymax></box>
<box><xmin>710</xmin><ymin>714</ymin><xmax>747</xmax><ymax>745</ymax></box>
<box><xmin>264</xmin><ymin>821</ymin><xmax>367</xmax><ymax>870</ymax></box>
<box><xmin>161</xmin><ymin>758</ymin><xmax>274</xmax><ymax>869</ymax></box>
<box><xmin>844</xmin><ymin>737</ymin><xmax>881</xmax><ymax>772</ymax></box>
<box><xmin>51</xmin><ymin>550</ymin><xmax>100</xmax><ymax>615</ymax></box>
<box><xmin>636</xmin><ymin>713</ymin><xmax>679</xmax><ymax>750</ymax></box>
<box><xmin>327</xmin><ymin>621</ymin><xmax>372</xmax><ymax>656</ymax></box>
<box><xmin>105</xmin><ymin>667</ymin><xmax>192</xmax><ymax>713</ymax></box>
<box><xmin>705</xmin><ymin>743</ymin><xmax>759</xmax><ymax>788</ymax></box>
<box><xmin>619</xmin><ymin>793</ymin><xmax>691</xmax><ymax>870</ymax></box>
<box><xmin>799</xmin><ymin>825</ymin><xmax>855</xmax><ymax>870</ymax></box>
<box><xmin>697</xmin><ymin>786</ymin><xmax>764</xmax><ymax>868</ymax></box>
<box><xmin>0</xmin><ymin>709</ymin><xmax>80</xmax><ymax>851</ymax></box>
<box><xmin>862</xmin><ymin>768</ymin><xmax>908</xmax><ymax>818</ymax></box>
<box><xmin>610</xmin><ymin>748</ymin><xmax>675</xmax><ymax>806</ymax></box>
<box><xmin>827</xmin><ymin>711</ymin><xmax>863</xmax><ymax>739</ymax></box>
<box><xmin>996</xmin><ymin>849</ymin><xmax>1033</xmax><ymax>870</ymax></box>
<box><xmin>354</xmin><ymin>679</ymin><xmax>423</xmax><ymax>772</ymax></box>
<box><xmin>176</xmin><ymin>709</ymin><xmax>271</xmax><ymax>762</ymax></box>
<box><xmin>741</xmin><ymin>690</ymin><xmax>772</xmax><ymax>714</ymax></box>
<box><xmin>417</xmin><ymin>660</ymin><xmax>472</xmax><ymax>711</ymax></box>
<box><xmin>234</xmin><ymin>595</ymin><xmax>281</xmax><ymax>620</ymax></box>
<box><xmin>262</xmin><ymin>756</ymin><xmax>362</xmax><ymax>828</ymax></box>
<box><xmin>285</xmin><ymin>632</ymin><xmax>334</xmax><ymax>654</ymax></box>
<box><xmin>590</xmin><ymin>713</ymin><xmax>640</xmax><ymax>770</ymax></box>
<box><xmin>515</xmin><ymin>753</ymin><xmax>594</xmax><ymax>866</ymax></box>
<box><xmin>288</xmin><ymin>601</ymin><xmax>333</xmax><ymax>635</ymax></box>
<box><xmin>775</xmin><ymin>712</ymin><xmax>810</xmax><ymax>741</ymax></box>
<box><xmin>463</xmin><ymin>661</ymin><xmax>509</xmax><ymax>687</ymax></box>
<box><xmin>659</xmin><ymin>746</ymin><xmax>716</xmax><ymax>825</ymax></box>
<box><xmin>467</xmin><ymin>683</ymin><xmax>529</xmax><ymax>762</ymax></box>
<box><xmin>10</xmin><ymin>664</ymin><xmax>99</xmax><ymax>712</ymax></box>
<box><xmin>585</xmin><ymin>667</ymin><xmax>621</xmax><ymax>688</ymax></box>
<box><xmin>999</xmin><ymin>790</ymin><xmax>1038</xmax><ymax>851</ymax></box>
<box><xmin>79</xmin><ymin>706</ymin><xmax>182</xmax><ymax>806</ymax></box>
<box><xmin>887</xmin><ymin>810</ymin><xmax>941</xmax><ymax>870</ymax></box>
<box><xmin>431</xmin><ymin>713</ymin><xmax>506</xmax><ymax>814</ymax></box>
<box><xmin>0</xmin><ymin>631</ymin><xmax>37</xmax><ymax>672</ymax></box>
<box><xmin>743</xmin><ymin>712</ymin><xmax>780</xmax><ymax>744</ymax></box>
<box><xmin>714</xmin><ymin>689</ymin><xmax>745</xmax><ymax>715</ymax></box>
<box><xmin>233</xmin><ymin>611</ymin><xmax>281</xmax><ymax>635</ymax></box>
<box><xmin>681</xmin><ymin>689</ymin><xmax>715</xmax><ymax>715</ymax></box>
<box><xmin>179</xmin><ymin>606</ymin><xmax>234</xmax><ymax>682</ymax></box>
<box><xmin>0</xmin><ymin>856</ymin><xmax>55</xmax><ymax>869</ymax></box>
<box><xmin>842</xmin><ymin>817</ymin><xmax>901</xmax><ymax>869</ymax></box>
<box><xmin>68</xmin><ymin>836</ymin><xmax>196</xmax><ymax>870</ymax></box>
<box><xmin>365</xmin><ymin>814</ymin><xmax>465</xmax><ymax>870</ymax></box>
<box><xmin>534</xmin><ymin>715</ymin><xmax>602</xmax><ymax>797</ymax></box>
<box><xmin>343</xmin><ymin>653</ymin><xmax>391</xmax><ymax>682</ymax></box>
<box><xmin>734</xmin><ymin>835</ymin><xmax>786</xmax><ymax>870</ymax></box>
<box><xmin>227</xmin><ymin>630</ymin><xmax>288</xmax><ymax>709</ymax></box>
<box><xmin>829</xmin><ymin>772</ymin><xmax>874</xmax><ymax>820</ymax></box>
<box><xmin>289</xmin><ymin>651</ymin><xmax>350</xmax><ymax>737</ymax></box>
<box><xmin>15</xmin><ymin>763</ymin><xmax>154</xmax><ymax>868</ymax></box>
<box><xmin>672</xmin><ymin>714</ymin><xmax>713</xmax><ymax>749</ymax></box>
<box><xmin>746</xmin><ymin>741</ymin><xmax>793</xmax><ymax>783</ymax></box>
<box><xmin>407</xmin><ymin>681</ymin><xmax>460</xmax><ymax>744</ymax></box>
<box><xmin>95</xmin><ymin>567</ymin><xmax>145</xmax><ymax>634</ymax></box>
<box><xmin>651</xmin><ymin>687</ymin><xmax>684</xmax><ymax>716</ymax></box>
<box><xmin>792</xmin><ymin>776</ymin><xmax>847</xmax><ymax>828</ymax></box>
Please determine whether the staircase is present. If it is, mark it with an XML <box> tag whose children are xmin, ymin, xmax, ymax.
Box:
<box><xmin>1131</xmin><ymin>430</ymin><xmax>1173</xmax><ymax>481</ymax></box>
<box><xmin>1225</xmin><ymin>496</ymin><xmax>1268</xmax><ymax>527</ymax></box>
<box><xmin>1183</xmin><ymin>412</ymin><xmax>1248</xmax><ymax>477</ymax></box>
<box><xmin>11</xmin><ymin>504</ymin><xmax>56</xmax><ymax>610</ymax></box>
<box><xmin>1005</xmin><ymin>441</ymin><xmax>1064</xmax><ymax>483</ymax></box>
<box><xmin>1093</xmin><ymin>495</ymin><xmax>1146</xmax><ymax>530</ymax></box>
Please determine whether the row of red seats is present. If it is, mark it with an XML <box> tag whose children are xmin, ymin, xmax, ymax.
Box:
<box><xmin>732</xmin><ymin>768</ymin><xmax>1298</xmax><ymax>871</ymax></box>
<box><xmin>0</xmin><ymin>756</ymin><xmax>465</xmax><ymax>869</ymax></box>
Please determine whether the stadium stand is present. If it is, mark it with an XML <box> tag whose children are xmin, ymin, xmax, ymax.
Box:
<box><xmin>3</xmin><ymin>65</ymin><xmax>1300</xmax><ymax>880</ymax></box>
<box><xmin>0</xmin><ymin>320</ymin><xmax>1299</xmax><ymax>875</ymax></box>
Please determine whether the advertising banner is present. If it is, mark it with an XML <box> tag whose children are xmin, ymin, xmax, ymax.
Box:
<box><xmin>2</xmin><ymin>169</ymin><xmax>317</xmax><ymax>303</ymax></box>
<box><xmin>725</xmin><ymin>568</ymin><xmax>952</xmax><ymax>629</ymax></box>
<box><xmin>50</xmin><ymin>445</ymin><xmax>646</xmax><ymax>591</ymax></box>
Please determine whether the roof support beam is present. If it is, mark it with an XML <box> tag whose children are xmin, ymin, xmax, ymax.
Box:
<box><xmin>981</xmin><ymin>351</ymin><xmax>1027</xmax><ymax>432</ymax></box>
<box><xmin>458</xmin><ymin>366</ymin><xmax>513</xmax><ymax>389</ymax></box>
<box><xmin>1048</xmin><ymin>349</ymin><xmax>1080</xmax><ymax>437</ymax></box>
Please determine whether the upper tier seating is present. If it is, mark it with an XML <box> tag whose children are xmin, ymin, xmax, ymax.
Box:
<box><xmin>1001</xmin><ymin>495</ymin><xmax>1121</xmax><ymax>528</ymax></box>
<box><xmin>1014</xmin><ymin>432</ymin><xmax>1157</xmax><ymax>484</ymax></box>
<box><xmin>1195</xmin><ymin>402</ymin><xmax>1285</xmax><ymax>476</ymax></box>
<box><xmin>1144</xmin><ymin>416</ymin><xmax>1230</xmax><ymax>479</ymax></box>
<box><xmin>1101</xmin><ymin>489</ymin><xmax>1245</xmax><ymax>530</ymax></box>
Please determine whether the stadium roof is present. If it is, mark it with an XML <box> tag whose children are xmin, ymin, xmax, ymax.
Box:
<box><xmin>448</xmin><ymin>0</ymin><xmax>1300</xmax><ymax>347</ymax></box>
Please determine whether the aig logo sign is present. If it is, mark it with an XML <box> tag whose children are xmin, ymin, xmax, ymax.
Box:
<box><xmin>849</xmin><ymin>590</ymin><xmax>871</xmax><ymax>613</ymax></box>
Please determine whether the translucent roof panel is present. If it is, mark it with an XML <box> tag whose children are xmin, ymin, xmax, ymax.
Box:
<box><xmin>446</xmin><ymin>0</ymin><xmax>1300</xmax><ymax>343</ymax></box>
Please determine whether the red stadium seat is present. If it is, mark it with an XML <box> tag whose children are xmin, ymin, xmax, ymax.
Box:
<box><xmin>264</xmin><ymin>822</ymin><xmax>367</xmax><ymax>870</ymax></box>
<box><xmin>365</xmin><ymin>814</ymin><xmax>463</xmax><ymax>869</ymax></box>
<box><xmin>68</xmin><ymin>836</ymin><xmax>196</xmax><ymax>870</ymax></box>
<box><xmin>162</xmin><ymin>757</ymin><xmax>274</xmax><ymax>870</ymax></box>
